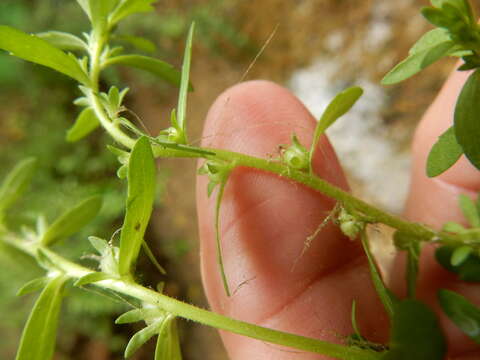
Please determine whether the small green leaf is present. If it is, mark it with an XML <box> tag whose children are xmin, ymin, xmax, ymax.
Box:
<box><xmin>17</xmin><ymin>277</ymin><xmax>49</xmax><ymax>297</ymax></box>
<box><xmin>409</xmin><ymin>28</ymin><xmax>451</xmax><ymax>55</ymax></box>
<box><xmin>115</xmin><ymin>308</ymin><xmax>163</xmax><ymax>324</ymax></box>
<box><xmin>0</xmin><ymin>158</ymin><xmax>36</xmax><ymax>214</ymax></box>
<box><xmin>350</xmin><ymin>301</ymin><xmax>363</xmax><ymax>340</ymax></box>
<box><xmin>0</xmin><ymin>26</ymin><xmax>90</xmax><ymax>85</ymax></box>
<box><xmin>125</xmin><ymin>320</ymin><xmax>161</xmax><ymax>358</ymax></box>
<box><xmin>439</xmin><ymin>289</ymin><xmax>480</xmax><ymax>344</ymax></box>
<box><xmin>66</xmin><ymin>108</ymin><xmax>100</xmax><ymax>142</ymax></box>
<box><xmin>436</xmin><ymin>245</ymin><xmax>480</xmax><ymax>282</ymax></box>
<box><xmin>36</xmin><ymin>248</ymin><xmax>59</xmax><ymax>271</ymax></box>
<box><xmin>459</xmin><ymin>194</ymin><xmax>480</xmax><ymax>228</ymax></box>
<box><xmin>89</xmin><ymin>0</ymin><xmax>119</xmax><ymax>34</ymax></box>
<box><xmin>309</xmin><ymin>87</ymin><xmax>363</xmax><ymax>172</ymax></box>
<box><xmin>442</xmin><ymin>221</ymin><xmax>467</xmax><ymax>233</ymax></box>
<box><xmin>41</xmin><ymin>195</ymin><xmax>103</xmax><ymax>246</ymax></box>
<box><xmin>36</xmin><ymin>31</ymin><xmax>87</xmax><ymax>51</ymax></box>
<box><xmin>104</xmin><ymin>55</ymin><xmax>182</xmax><ymax>87</ymax></box>
<box><xmin>382</xmin><ymin>41</ymin><xmax>454</xmax><ymax>85</ymax></box>
<box><xmin>114</xmin><ymin>34</ymin><xmax>156</xmax><ymax>53</ymax></box>
<box><xmin>118</xmin><ymin>137</ymin><xmax>156</xmax><ymax>276</ymax></box>
<box><xmin>155</xmin><ymin>317</ymin><xmax>182</xmax><ymax>360</ymax></box>
<box><xmin>176</xmin><ymin>23</ymin><xmax>195</xmax><ymax>143</ymax></box>
<box><xmin>15</xmin><ymin>275</ymin><xmax>67</xmax><ymax>360</ymax></box>
<box><xmin>451</xmin><ymin>246</ymin><xmax>474</xmax><ymax>267</ymax></box>
<box><xmin>89</xmin><ymin>236</ymin><xmax>109</xmax><ymax>254</ymax></box>
<box><xmin>426</xmin><ymin>126</ymin><xmax>463</xmax><ymax>177</ymax></box>
<box><xmin>215</xmin><ymin>180</ymin><xmax>230</xmax><ymax>296</ymax></box>
<box><xmin>455</xmin><ymin>70</ymin><xmax>480</xmax><ymax>170</ymax></box>
<box><xmin>75</xmin><ymin>0</ymin><xmax>91</xmax><ymax>18</ymax></box>
<box><xmin>361</xmin><ymin>232</ymin><xmax>396</xmax><ymax>319</ymax></box>
<box><xmin>74</xmin><ymin>272</ymin><xmax>112</xmax><ymax>287</ymax></box>
<box><xmin>383</xmin><ymin>300</ymin><xmax>446</xmax><ymax>360</ymax></box>
<box><xmin>110</xmin><ymin>0</ymin><xmax>157</xmax><ymax>26</ymax></box>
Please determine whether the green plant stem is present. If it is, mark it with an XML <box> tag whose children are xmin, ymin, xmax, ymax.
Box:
<box><xmin>2</xmin><ymin>234</ymin><xmax>381</xmax><ymax>360</ymax></box>
<box><xmin>83</xmin><ymin>12</ymin><xmax>442</xmax><ymax>245</ymax></box>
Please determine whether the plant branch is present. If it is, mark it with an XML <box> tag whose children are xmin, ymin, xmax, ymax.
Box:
<box><xmin>2</xmin><ymin>233</ymin><xmax>381</xmax><ymax>360</ymax></box>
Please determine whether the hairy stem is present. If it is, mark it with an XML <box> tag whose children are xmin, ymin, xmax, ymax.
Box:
<box><xmin>3</xmin><ymin>234</ymin><xmax>381</xmax><ymax>360</ymax></box>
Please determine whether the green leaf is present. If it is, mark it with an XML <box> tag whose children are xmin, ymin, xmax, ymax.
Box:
<box><xmin>393</xmin><ymin>231</ymin><xmax>422</xmax><ymax>299</ymax></box>
<box><xmin>438</xmin><ymin>289</ymin><xmax>480</xmax><ymax>344</ymax></box>
<box><xmin>115</xmin><ymin>308</ymin><xmax>163</xmax><ymax>324</ymax></box>
<box><xmin>36</xmin><ymin>31</ymin><xmax>87</xmax><ymax>51</ymax></box>
<box><xmin>89</xmin><ymin>0</ymin><xmax>119</xmax><ymax>33</ymax></box>
<box><xmin>436</xmin><ymin>245</ymin><xmax>480</xmax><ymax>281</ymax></box>
<box><xmin>309</xmin><ymin>86</ymin><xmax>363</xmax><ymax>172</ymax></box>
<box><xmin>16</xmin><ymin>277</ymin><xmax>49</xmax><ymax>297</ymax></box>
<box><xmin>451</xmin><ymin>246</ymin><xmax>474</xmax><ymax>267</ymax></box>
<box><xmin>66</xmin><ymin>108</ymin><xmax>100</xmax><ymax>142</ymax></box>
<box><xmin>125</xmin><ymin>320</ymin><xmax>161</xmax><ymax>358</ymax></box>
<box><xmin>382</xmin><ymin>41</ymin><xmax>454</xmax><ymax>85</ymax></box>
<box><xmin>41</xmin><ymin>195</ymin><xmax>103</xmax><ymax>246</ymax></box>
<box><xmin>459</xmin><ymin>194</ymin><xmax>480</xmax><ymax>228</ymax></box>
<box><xmin>0</xmin><ymin>158</ymin><xmax>36</xmax><ymax>214</ymax></box>
<box><xmin>361</xmin><ymin>232</ymin><xmax>396</xmax><ymax>319</ymax></box>
<box><xmin>455</xmin><ymin>69</ymin><xmax>480</xmax><ymax>170</ymax></box>
<box><xmin>118</xmin><ymin>136</ymin><xmax>156</xmax><ymax>276</ymax></box>
<box><xmin>109</xmin><ymin>0</ymin><xmax>157</xmax><ymax>26</ymax></box>
<box><xmin>155</xmin><ymin>317</ymin><xmax>182</xmax><ymax>360</ymax></box>
<box><xmin>409</xmin><ymin>28</ymin><xmax>451</xmax><ymax>55</ymax></box>
<box><xmin>114</xmin><ymin>34</ymin><xmax>156</xmax><ymax>53</ymax></box>
<box><xmin>0</xmin><ymin>26</ymin><xmax>90</xmax><ymax>85</ymax></box>
<box><xmin>15</xmin><ymin>275</ymin><xmax>67</xmax><ymax>360</ymax></box>
<box><xmin>74</xmin><ymin>272</ymin><xmax>112</xmax><ymax>287</ymax></box>
<box><xmin>426</xmin><ymin>126</ymin><xmax>463</xmax><ymax>177</ymax></box>
<box><xmin>176</xmin><ymin>23</ymin><xmax>195</xmax><ymax>142</ymax></box>
<box><xmin>104</xmin><ymin>55</ymin><xmax>182</xmax><ymax>87</ymax></box>
<box><xmin>215</xmin><ymin>180</ymin><xmax>231</xmax><ymax>296</ymax></box>
<box><xmin>76</xmin><ymin>0</ymin><xmax>91</xmax><ymax>18</ymax></box>
<box><xmin>383</xmin><ymin>300</ymin><xmax>446</xmax><ymax>360</ymax></box>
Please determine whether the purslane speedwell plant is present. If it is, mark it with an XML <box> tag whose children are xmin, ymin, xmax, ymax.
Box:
<box><xmin>1</xmin><ymin>0</ymin><xmax>480</xmax><ymax>359</ymax></box>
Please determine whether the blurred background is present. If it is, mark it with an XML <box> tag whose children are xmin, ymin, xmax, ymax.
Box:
<box><xmin>0</xmin><ymin>0</ymin><xmax>466</xmax><ymax>359</ymax></box>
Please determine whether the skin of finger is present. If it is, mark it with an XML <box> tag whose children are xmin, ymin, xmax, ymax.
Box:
<box><xmin>196</xmin><ymin>80</ymin><xmax>389</xmax><ymax>359</ymax></box>
<box><xmin>397</xmin><ymin>68</ymin><xmax>480</xmax><ymax>358</ymax></box>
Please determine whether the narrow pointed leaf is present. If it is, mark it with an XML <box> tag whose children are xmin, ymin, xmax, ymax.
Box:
<box><xmin>125</xmin><ymin>321</ymin><xmax>161</xmax><ymax>358</ymax></box>
<box><xmin>215</xmin><ymin>180</ymin><xmax>230</xmax><ymax>296</ymax></box>
<box><xmin>76</xmin><ymin>0</ymin><xmax>91</xmax><ymax>18</ymax></box>
<box><xmin>104</xmin><ymin>55</ymin><xmax>182</xmax><ymax>87</ymax></box>
<box><xmin>66</xmin><ymin>108</ymin><xmax>100</xmax><ymax>142</ymax></box>
<box><xmin>382</xmin><ymin>41</ymin><xmax>454</xmax><ymax>85</ymax></box>
<box><xmin>459</xmin><ymin>194</ymin><xmax>480</xmax><ymax>228</ymax></box>
<box><xmin>438</xmin><ymin>289</ymin><xmax>480</xmax><ymax>344</ymax></box>
<box><xmin>426</xmin><ymin>126</ymin><xmax>463</xmax><ymax>177</ymax></box>
<box><xmin>309</xmin><ymin>87</ymin><xmax>363</xmax><ymax>172</ymax></box>
<box><xmin>119</xmin><ymin>137</ymin><xmax>156</xmax><ymax>276</ymax></box>
<box><xmin>41</xmin><ymin>195</ymin><xmax>103</xmax><ymax>246</ymax></box>
<box><xmin>110</xmin><ymin>0</ymin><xmax>157</xmax><ymax>26</ymax></box>
<box><xmin>36</xmin><ymin>31</ymin><xmax>87</xmax><ymax>51</ymax></box>
<box><xmin>16</xmin><ymin>277</ymin><xmax>49</xmax><ymax>297</ymax></box>
<box><xmin>116</xmin><ymin>308</ymin><xmax>163</xmax><ymax>324</ymax></box>
<box><xmin>0</xmin><ymin>158</ymin><xmax>36</xmax><ymax>214</ymax></box>
<box><xmin>383</xmin><ymin>300</ymin><xmax>446</xmax><ymax>360</ymax></box>
<box><xmin>88</xmin><ymin>236</ymin><xmax>109</xmax><ymax>254</ymax></box>
<box><xmin>409</xmin><ymin>28</ymin><xmax>451</xmax><ymax>55</ymax></box>
<box><xmin>361</xmin><ymin>232</ymin><xmax>396</xmax><ymax>319</ymax></box>
<box><xmin>15</xmin><ymin>275</ymin><xmax>67</xmax><ymax>360</ymax></box>
<box><xmin>89</xmin><ymin>0</ymin><xmax>119</xmax><ymax>34</ymax></box>
<box><xmin>393</xmin><ymin>231</ymin><xmax>421</xmax><ymax>298</ymax></box>
<box><xmin>176</xmin><ymin>23</ymin><xmax>195</xmax><ymax>139</ymax></box>
<box><xmin>114</xmin><ymin>34</ymin><xmax>156</xmax><ymax>53</ymax></box>
<box><xmin>455</xmin><ymin>70</ymin><xmax>480</xmax><ymax>170</ymax></box>
<box><xmin>0</xmin><ymin>26</ymin><xmax>90</xmax><ymax>85</ymax></box>
<box><xmin>74</xmin><ymin>272</ymin><xmax>112</xmax><ymax>287</ymax></box>
<box><xmin>155</xmin><ymin>317</ymin><xmax>182</xmax><ymax>360</ymax></box>
<box><xmin>451</xmin><ymin>246</ymin><xmax>474</xmax><ymax>267</ymax></box>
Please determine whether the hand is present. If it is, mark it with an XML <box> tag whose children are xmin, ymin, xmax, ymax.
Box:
<box><xmin>196</xmin><ymin>71</ymin><xmax>479</xmax><ymax>359</ymax></box>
